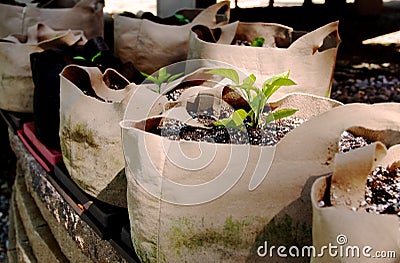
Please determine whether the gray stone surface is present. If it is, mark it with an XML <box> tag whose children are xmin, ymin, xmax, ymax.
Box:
<box><xmin>8</xmin><ymin>130</ymin><xmax>126</xmax><ymax>263</ymax></box>
<box><xmin>14</xmin><ymin>171</ymin><xmax>68</xmax><ymax>263</ymax></box>
<box><xmin>6</xmin><ymin>191</ymin><xmax>17</xmax><ymax>263</ymax></box>
<box><xmin>10</xmin><ymin>192</ymin><xmax>36</xmax><ymax>263</ymax></box>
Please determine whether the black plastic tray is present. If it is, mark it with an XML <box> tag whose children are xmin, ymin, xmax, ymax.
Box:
<box><xmin>0</xmin><ymin>109</ymin><xmax>33</xmax><ymax>134</ymax></box>
<box><xmin>109</xmin><ymin>223</ymin><xmax>140</xmax><ymax>263</ymax></box>
<box><xmin>53</xmin><ymin>163</ymin><xmax>129</xmax><ymax>239</ymax></box>
<box><xmin>52</xmin><ymin>163</ymin><xmax>139</xmax><ymax>262</ymax></box>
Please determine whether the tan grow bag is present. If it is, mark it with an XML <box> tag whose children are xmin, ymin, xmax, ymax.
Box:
<box><xmin>113</xmin><ymin>1</ymin><xmax>230</xmax><ymax>75</ymax></box>
<box><xmin>121</xmin><ymin>80</ymin><xmax>342</xmax><ymax>262</ymax></box>
<box><xmin>188</xmin><ymin>21</ymin><xmax>341</xmax><ymax>100</ymax></box>
<box><xmin>0</xmin><ymin>23</ymin><xmax>84</xmax><ymax>112</ymax></box>
<box><xmin>310</xmin><ymin>103</ymin><xmax>400</xmax><ymax>263</ymax></box>
<box><xmin>59</xmin><ymin>65</ymin><xmax>138</xmax><ymax>207</ymax></box>
<box><xmin>0</xmin><ymin>0</ymin><xmax>103</xmax><ymax>39</ymax></box>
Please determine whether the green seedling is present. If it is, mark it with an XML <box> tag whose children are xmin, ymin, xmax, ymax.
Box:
<box><xmin>141</xmin><ymin>67</ymin><xmax>183</xmax><ymax>94</ymax></box>
<box><xmin>90</xmin><ymin>51</ymin><xmax>102</xmax><ymax>62</ymax></box>
<box><xmin>206</xmin><ymin>68</ymin><xmax>297</xmax><ymax>130</ymax></box>
<box><xmin>174</xmin><ymin>14</ymin><xmax>190</xmax><ymax>24</ymax></box>
<box><xmin>72</xmin><ymin>51</ymin><xmax>102</xmax><ymax>63</ymax></box>
<box><xmin>250</xmin><ymin>37</ymin><xmax>265</xmax><ymax>47</ymax></box>
<box><xmin>214</xmin><ymin>109</ymin><xmax>248</xmax><ymax>130</ymax></box>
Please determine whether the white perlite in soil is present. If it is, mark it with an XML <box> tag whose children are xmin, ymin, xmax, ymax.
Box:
<box><xmin>158</xmin><ymin>115</ymin><xmax>305</xmax><ymax>146</ymax></box>
<box><xmin>338</xmin><ymin>130</ymin><xmax>370</xmax><ymax>153</ymax></box>
<box><xmin>365</xmin><ymin>166</ymin><xmax>400</xmax><ymax>216</ymax></box>
<box><xmin>335</xmin><ymin>131</ymin><xmax>400</xmax><ymax>217</ymax></box>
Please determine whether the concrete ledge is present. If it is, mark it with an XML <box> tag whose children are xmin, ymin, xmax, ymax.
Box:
<box><xmin>9</xmin><ymin>192</ymin><xmax>36</xmax><ymax>263</ymax></box>
<box><xmin>7</xmin><ymin>191</ymin><xmax>18</xmax><ymax>263</ymax></box>
<box><xmin>8</xmin><ymin>130</ymin><xmax>126</xmax><ymax>262</ymax></box>
<box><xmin>14</xmin><ymin>171</ymin><xmax>68</xmax><ymax>263</ymax></box>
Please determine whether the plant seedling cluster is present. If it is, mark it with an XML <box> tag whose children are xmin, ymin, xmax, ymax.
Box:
<box><xmin>206</xmin><ymin>68</ymin><xmax>298</xmax><ymax>130</ymax></box>
<box><xmin>141</xmin><ymin>67</ymin><xmax>183</xmax><ymax>94</ymax></box>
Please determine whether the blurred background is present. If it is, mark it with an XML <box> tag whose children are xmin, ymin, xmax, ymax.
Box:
<box><xmin>2</xmin><ymin>0</ymin><xmax>400</xmax><ymax>261</ymax></box>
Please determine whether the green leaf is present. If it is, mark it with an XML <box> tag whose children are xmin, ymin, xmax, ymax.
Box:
<box><xmin>264</xmin><ymin>108</ymin><xmax>298</xmax><ymax>126</ymax></box>
<box><xmin>159</xmin><ymin>67</ymin><xmax>167</xmax><ymax>77</ymax></box>
<box><xmin>214</xmin><ymin>109</ymin><xmax>248</xmax><ymax>130</ymax></box>
<box><xmin>175</xmin><ymin>14</ymin><xmax>185</xmax><ymax>20</ymax></box>
<box><xmin>262</xmin><ymin>72</ymin><xmax>296</xmax><ymax>99</ymax></box>
<box><xmin>214</xmin><ymin>118</ymin><xmax>241</xmax><ymax>129</ymax></box>
<box><xmin>140</xmin><ymin>71</ymin><xmax>150</xmax><ymax>78</ymax></box>
<box><xmin>73</xmin><ymin>56</ymin><xmax>87</xmax><ymax>61</ymax></box>
<box><xmin>249</xmin><ymin>94</ymin><xmax>267</xmax><ymax>127</ymax></box>
<box><xmin>91</xmin><ymin>51</ymin><xmax>102</xmax><ymax>62</ymax></box>
<box><xmin>250</xmin><ymin>37</ymin><xmax>265</xmax><ymax>47</ymax></box>
<box><xmin>243</xmin><ymin>74</ymin><xmax>256</xmax><ymax>87</ymax></box>
<box><xmin>142</xmin><ymin>68</ymin><xmax>184</xmax><ymax>93</ymax></box>
<box><xmin>263</xmin><ymin>71</ymin><xmax>290</xmax><ymax>85</ymax></box>
<box><xmin>167</xmin><ymin>72</ymin><xmax>184</xmax><ymax>84</ymax></box>
<box><xmin>143</xmin><ymin>74</ymin><xmax>159</xmax><ymax>84</ymax></box>
<box><xmin>206</xmin><ymin>68</ymin><xmax>240</xmax><ymax>85</ymax></box>
<box><xmin>267</xmin><ymin>78</ymin><xmax>297</xmax><ymax>89</ymax></box>
<box><xmin>174</xmin><ymin>14</ymin><xmax>190</xmax><ymax>23</ymax></box>
<box><xmin>232</xmin><ymin>109</ymin><xmax>248</xmax><ymax>125</ymax></box>
<box><xmin>214</xmin><ymin>118</ymin><xmax>230</xmax><ymax>127</ymax></box>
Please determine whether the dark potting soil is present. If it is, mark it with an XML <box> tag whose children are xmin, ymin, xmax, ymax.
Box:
<box><xmin>365</xmin><ymin>166</ymin><xmax>400</xmax><ymax>215</ymax></box>
<box><xmin>333</xmin><ymin>133</ymin><xmax>400</xmax><ymax>217</ymax></box>
<box><xmin>157</xmin><ymin>115</ymin><xmax>305</xmax><ymax>146</ymax></box>
<box><xmin>166</xmin><ymin>87</ymin><xmax>186</xmax><ymax>102</ymax></box>
<box><xmin>337</xmin><ymin>133</ymin><xmax>400</xmax><ymax>216</ymax></box>
<box><xmin>338</xmin><ymin>130</ymin><xmax>370</xmax><ymax>153</ymax></box>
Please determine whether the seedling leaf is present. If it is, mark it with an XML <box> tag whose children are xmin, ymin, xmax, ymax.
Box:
<box><xmin>243</xmin><ymin>74</ymin><xmax>256</xmax><ymax>87</ymax></box>
<box><xmin>206</xmin><ymin>68</ymin><xmax>240</xmax><ymax>85</ymax></box>
<box><xmin>264</xmin><ymin>108</ymin><xmax>298</xmax><ymax>127</ymax></box>
<box><xmin>91</xmin><ymin>51</ymin><xmax>102</xmax><ymax>62</ymax></box>
<box><xmin>214</xmin><ymin>109</ymin><xmax>248</xmax><ymax>130</ymax></box>
<box><xmin>174</xmin><ymin>14</ymin><xmax>190</xmax><ymax>24</ymax></box>
<box><xmin>141</xmin><ymin>67</ymin><xmax>184</xmax><ymax>93</ymax></box>
<box><xmin>167</xmin><ymin>72</ymin><xmax>184</xmax><ymax>84</ymax></box>
<box><xmin>250</xmin><ymin>37</ymin><xmax>265</xmax><ymax>47</ymax></box>
<box><xmin>73</xmin><ymin>56</ymin><xmax>87</xmax><ymax>61</ymax></box>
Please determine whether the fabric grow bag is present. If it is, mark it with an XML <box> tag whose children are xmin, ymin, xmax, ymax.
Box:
<box><xmin>0</xmin><ymin>23</ymin><xmax>85</xmax><ymax>113</ymax></box>
<box><xmin>310</xmin><ymin>103</ymin><xmax>400</xmax><ymax>263</ymax></box>
<box><xmin>59</xmin><ymin>65</ymin><xmax>135</xmax><ymax>208</ymax></box>
<box><xmin>121</xmin><ymin>85</ymin><xmax>342</xmax><ymax>262</ymax></box>
<box><xmin>113</xmin><ymin>1</ymin><xmax>231</xmax><ymax>75</ymax></box>
<box><xmin>188</xmin><ymin>21</ymin><xmax>341</xmax><ymax>100</ymax></box>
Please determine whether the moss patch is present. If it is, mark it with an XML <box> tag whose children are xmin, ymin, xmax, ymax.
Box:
<box><xmin>169</xmin><ymin>216</ymin><xmax>253</xmax><ymax>257</ymax></box>
<box><xmin>61</xmin><ymin>118</ymin><xmax>99</xmax><ymax>148</ymax></box>
<box><xmin>69</xmin><ymin>122</ymin><xmax>98</xmax><ymax>148</ymax></box>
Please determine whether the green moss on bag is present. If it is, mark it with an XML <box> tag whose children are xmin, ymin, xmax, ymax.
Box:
<box><xmin>69</xmin><ymin>122</ymin><xmax>99</xmax><ymax>148</ymax></box>
<box><xmin>168</xmin><ymin>216</ymin><xmax>257</xmax><ymax>257</ymax></box>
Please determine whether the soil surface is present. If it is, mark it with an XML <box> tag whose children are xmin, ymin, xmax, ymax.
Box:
<box><xmin>1</xmin><ymin>2</ymin><xmax>400</xmax><ymax>262</ymax></box>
